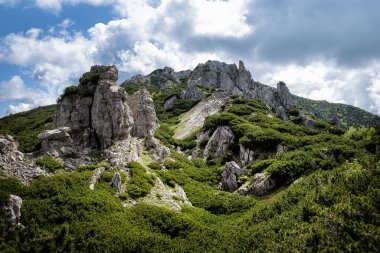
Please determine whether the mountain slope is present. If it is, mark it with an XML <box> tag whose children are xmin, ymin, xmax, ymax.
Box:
<box><xmin>294</xmin><ymin>95</ymin><xmax>380</xmax><ymax>128</ymax></box>
<box><xmin>0</xmin><ymin>62</ymin><xmax>380</xmax><ymax>252</ymax></box>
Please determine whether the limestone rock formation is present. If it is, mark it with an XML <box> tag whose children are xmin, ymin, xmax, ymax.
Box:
<box><xmin>239</xmin><ymin>173</ymin><xmax>275</xmax><ymax>196</ymax></box>
<box><xmin>221</xmin><ymin>161</ymin><xmax>246</xmax><ymax>192</ymax></box>
<box><xmin>38</xmin><ymin>127</ymin><xmax>76</xmax><ymax>157</ymax></box>
<box><xmin>203</xmin><ymin>126</ymin><xmax>235</xmax><ymax>158</ymax></box>
<box><xmin>1</xmin><ymin>195</ymin><xmax>22</xmax><ymax>226</ymax></box>
<box><xmin>129</xmin><ymin>88</ymin><xmax>159</xmax><ymax>138</ymax></box>
<box><xmin>174</xmin><ymin>91</ymin><xmax>230</xmax><ymax>139</ymax></box>
<box><xmin>277</xmin><ymin>81</ymin><xmax>293</xmax><ymax>109</ymax></box>
<box><xmin>0</xmin><ymin>135</ymin><xmax>49</xmax><ymax>185</ymax></box>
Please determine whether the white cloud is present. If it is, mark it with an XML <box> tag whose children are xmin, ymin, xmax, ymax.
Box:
<box><xmin>0</xmin><ymin>76</ymin><xmax>27</xmax><ymax>101</ymax></box>
<box><xmin>256</xmin><ymin>60</ymin><xmax>380</xmax><ymax>115</ymax></box>
<box><xmin>7</xmin><ymin>103</ymin><xmax>34</xmax><ymax>114</ymax></box>
<box><xmin>0</xmin><ymin>0</ymin><xmax>19</xmax><ymax>6</ymax></box>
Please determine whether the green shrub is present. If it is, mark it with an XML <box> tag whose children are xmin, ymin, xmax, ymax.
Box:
<box><xmin>77</xmin><ymin>162</ymin><xmax>111</xmax><ymax>172</ymax></box>
<box><xmin>148</xmin><ymin>162</ymin><xmax>163</xmax><ymax>170</ymax></box>
<box><xmin>100</xmin><ymin>171</ymin><xmax>114</xmax><ymax>182</ymax></box>
<box><xmin>36</xmin><ymin>155</ymin><xmax>64</xmax><ymax>172</ymax></box>
<box><xmin>0</xmin><ymin>177</ymin><xmax>25</xmax><ymax>204</ymax></box>
<box><xmin>79</xmin><ymin>72</ymin><xmax>101</xmax><ymax>85</ymax></box>
<box><xmin>126</xmin><ymin>162</ymin><xmax>156</xmax><ymax>198</ymax></box>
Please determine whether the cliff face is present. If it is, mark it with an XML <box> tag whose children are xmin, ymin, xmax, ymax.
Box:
<box><xmin>40</xmin><ymin>65</ymin><xmax>168</xmax><ymax>164</ymax></box>
<box><xmin>125</xmin><ymin>60</ymin><xmax>293</xmax><ymax>110</ymax></box>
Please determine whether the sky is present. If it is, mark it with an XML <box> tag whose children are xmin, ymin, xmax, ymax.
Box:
<box><xmin>0</xmin><ymin>0</ymin><xmax>380</xmax><ymax>117</ymax></box>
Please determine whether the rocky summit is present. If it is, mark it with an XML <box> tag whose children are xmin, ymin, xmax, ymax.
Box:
<box><xmin>1</xmin><ymin>60</ymin><xmax>380</xmax><ymax>252</ymax></box>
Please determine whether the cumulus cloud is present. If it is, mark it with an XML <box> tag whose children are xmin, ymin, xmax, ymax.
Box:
<box><xmin>0</xmin><ymin>76</ymin><xmax>27</xmax><ymax>102</ymax></box>
<box><xmin>0</xmin><ymin>0</ymin><xmax>19</xmax><ymax>6</ymax></box>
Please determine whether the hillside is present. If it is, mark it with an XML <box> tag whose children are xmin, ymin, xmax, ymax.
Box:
<box><xmin>1</xmin><ymin>62</ymin><xmax>380</xmax><ymax>252</ymax></box>
<box><xmin>294</xmin><ymin>95</ymin><xmax>380</xmax><ymax>128</ymax></box>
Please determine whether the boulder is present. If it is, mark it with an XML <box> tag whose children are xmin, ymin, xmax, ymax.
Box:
<box><xmin>276</xmin><ymin>106</ymin><xmax>288</xmax><ymax>121</ymax></box>
<box><xmin>276</xmin><ymin>144</ymin><xmax>288</xmax><ymax>155</ymax></box>
<box><xmin>180</xmin><ymin>85</ymin><xmax>206</xmax><ymax>100</ymax></box>
<box><xmin>164</xmin><ymin>95</ymin><xmax>178</xmax><ymax>110</ymax></box>
<box><xmin>221</xmin><ymin>161</ymin><xmax>246</xmax><ymax>192</ymax></box>
<box><xmin>203</xmin><ymin>126</ymin><xmax>235</xmax><ymax>158</ymax></box>
<box><xmin>239</xmin><ymin>173</ymin><xmax>275</xmax><ymax>196</ymax></box>
<box><xmin>1</xmin><ymin>195</ymin><xmax>22</xmax><ymax>226</ymax></box>
<box><xmin>277</xmin><ymin>81</ymin><xmax>293</xmax><ymax>110</ymax></box>
<box><xmin>38</xmin><ymin>127</ymin><xmax>76</xmax><ymax>157</ymax></box>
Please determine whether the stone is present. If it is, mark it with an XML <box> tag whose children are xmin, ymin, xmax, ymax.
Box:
<box><xmin>221</xmin><ymin>161</ymin><xmax>246</xmax><ymax>192</ymax></box>
<box><xmin>129</xmin><ymin>88</ymin><xmax>159</xmax><ymax>138</ymax></box>
<box><xmin>89</xmin><ymin>167</ymin><xmax>105</xmax><ymax>190</ymax></box>
<box><xmin>240</xmin><ymin>145</ymin><xmax>255</xmax><ymax>167</ymax></box>
<box><xmin>90</xmin><ymin>65</ymin><xmax>118</xmax><ymax>82</ymax></box>
<box><xmin>180</xmin><ymin>85</ymin><xmax>206</xmax><ymax>100</ymax></box>
<box><xmin>277</xmin><ymin>81</ymin><xmax>293</xmax><ymax>110</ymax></box>
<box><xmin>144</xmin><ymin>136</ymin><xmax>170</xmax><ymax>162</ymax></box>
<box><xmin>91</xmin><ymin>79</ymin><xmax>134</xmax><ymax>149</ymax></box>
<box><xmin>276</xmin><ymin>106</ymin><xmax>288</xmax><ymax>121</ymax></box>
<box><xmin>0</xmin><ymin>135</ymin><xmax>48</xmax><ymax>185</ymax></box>
<box><xmin>174</xmin><ymin>91</ymin><xmax>230</xmax><ymax>139</ymax></box>
<box><xmin>38</xmin><ymin>127</ymin><xmax>76</xmax><ymax>157</ymax></box>
<box><xmin>203</xmin><ymin>126</ymin><xmax>235</xmax><ymax>158</ymax></box>
<box><xmin>276</xmin><ymin>144</ymin><xmax>288</xmax><ymax>155</ymax></box>
<box><xmin>112</xmin><ymin>172</ymin><xmax>123</xmax><ymax>193</ymax></box>
<box><xmin>1</xmin><ymin>195</ymin><xmax>22</xmax><ymax>226</ymax></box>
<box><xmin>164</xmin><ymin>95</ymin><xmax>178</xmax><ymax>110</ymax></box>
<box><xmin>239</xmin><ymin>173</ymin><xmax>275</xmax><ymax>196</ymax></box>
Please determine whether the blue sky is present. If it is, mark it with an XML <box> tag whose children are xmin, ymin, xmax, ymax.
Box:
<box><xmin>1</xmin><ymin>0</ymin><xmax>380</xmax><ymax>117</ymax></box>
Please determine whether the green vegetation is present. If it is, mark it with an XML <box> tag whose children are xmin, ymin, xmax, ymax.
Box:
<box><xmin>0</xmin><ymin>105</ymin><xmax>57</xmax><ymax>152</ymax></box>
<box><xmin>36</xmin><ymin>155</ymin><xmax>65</xmax><ymax>172</ymax></box>
<box><xmin>293</xmin><ymin>95</ymin><xmax>380</xmax><ymax>128</ymax></box>
<box><xmin>125</xmin><ymin>162</ymin><xmax>156</xmax><ymax>198</ymax></box>
<box><xmin>1</xmin><ymin>79</ymin><xmax>380</xmax><ymax>251</ymax></box>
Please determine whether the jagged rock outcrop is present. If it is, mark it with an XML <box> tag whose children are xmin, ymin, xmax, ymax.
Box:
<box><xmin>91</xmin><ymin>75</ymin><xmax>134</xmax><ymax>149</ymax></box>
<box><xmin>203</xmin><ymin>126</ymin><xmax>235</xmax><ymax>158</ymax></box>
<box><xmin>221</xmin><ymin>161</ymin><xmax>246</xmax><ymax>192</ymax></box>
<box><xmin>43</xmin><ymin>65</ymin><xmax>170</xmax><ymax>165</ymax></box>
<box><xmin>239</xmin><ymin>173</ymin><xmax>276</xmax><ymax>196</ymax></box>
<box><xmin>180</xmin><ymin>85</ymin><xmax>206</xmax><ymax>100</ymax></box>
<box><xmin>277</xmin><ymin>81</ymin><xmax>292</xmax><ymax>109</ymax></box>
<box><xmin>1</xmin><ymin>195</ymin><xmax>22</xmax><ymax>226</ymax></box>
<box><xmin>0</xmin><ymin>135</ymin><xmax>49</xmax><ymax>184</ymax></box>
<box><xmin>174</xmin><ymin>91</ymin><xmax>230</xmax><ymax>139</ymax></box>
<box><xmin>129</xmin><ymin>88</ymin><xmax>159</xmax><ymax>138</ymax></box>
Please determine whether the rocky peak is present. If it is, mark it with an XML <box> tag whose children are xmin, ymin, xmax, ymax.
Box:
<box><xmin>90</xmin><ymin>65</ymin><xmax>118</xmax><ymax>82</ymax></box>
<box><xmin>276</xmin><ymin>81</ymin><xmax>292</xmax><ymax>109</ymax></box>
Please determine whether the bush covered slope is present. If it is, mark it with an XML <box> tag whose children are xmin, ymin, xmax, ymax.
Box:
<box><xmin>1</xmin><ymin>91</ymin><xmax>380</xmax><ymax>252</ymax></box>
<box><xmin>0</xmin><ymin>105</ymin><xmax>56</xmax><ymax>153</ymax></box>
<box><xmin>294</xmin><ymin>95</ymin><xmax>380</xmax><ymax>128</ymax></box>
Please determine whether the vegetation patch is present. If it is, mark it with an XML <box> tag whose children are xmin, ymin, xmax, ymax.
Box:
<box><xmin>36</xmin><ymin>155</ymin><xmax>64</xmax><ymax>172</ymax></box>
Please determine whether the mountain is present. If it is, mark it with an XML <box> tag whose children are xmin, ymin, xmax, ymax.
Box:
<box><xmin>294</xmin><ymin>95</ymin><xmax>380</xmax><ymax>128</ymax></box>
<box><xmin>0</xmin><ymin>61</ymin><xmax>379</xmax><ymax>252</ymax></box>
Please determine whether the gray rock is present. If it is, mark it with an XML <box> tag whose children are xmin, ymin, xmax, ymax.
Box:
<box><xmin>203</xmin><ymin>126</ymin><xmax>235</xmax><ymax>158</ymax></box>
<box><xmin>221</xmin><ymin>161</ymin><xmax>246</xmax><ymax>192</ymax></box>
<box><xmin>277</xmin><ymin>81</ymin><xmax>293</xmax><ymax>110</ymax></box>
<box><xmin>239</xmin><ymin>173</ymin><xmax>275</xmax><ymax>196</ymax></box>
<box><xmin>276</xmin><ymin>106</ymin><xmax>288</xmax><ymax>121</ymax></box>
<box><xmin>180</xmin><ymin>85</ymin><xmax>206</xmax><ymax>100</ymax></box>
<box><xmin>1</xmin><ymin>195</ymin><xmax>22</xmax><ymax>226</ymax></box>
<box><xmin>89</xmin><ymin>167</ymin><xmax>105</xmax><ymax>190</ymax></box>
<box><xmin>164</xmin><ymin>95</ymin><xmax>178</xmax><ymax>110</ymax></box>
<box><xmin>276</xmin><ymin>144</ymin><xmax>288</xmax><ymax>155</ymax></box>
<box><xmin>129</xmin><ymin>88</ymin><xmax>159</xmax><ymax>138</ymax></box>
<box><xmin>112</xmin><ymin>172</ymin><xmax>123</xmax><ymax>193</ymax></box>
<box><xmin>90</xmin><ymin>65</ymin><xmax>118</xmax><ymax>82</ymax></box>
<box><xmin>240</xmin><ymin>145</ymin><xmax>255</xmax><ymax>167</ymax></box>
<box><xmin>0</xmin><ymin>135</ymin><xmax>48</xmax><ymax>185</ymax></box>
<box><xmin>144</xmin><ymin>136</ymin><xmax>170</xmax><ymax>162</ymax></box>
<box><xmin>38</xmin><ymin>127</ymin><xmax>76</xmax><ymax>157</ymax></box>
<box><xmin>91</xmin><ymin>79</ymin><xmax>134</xmax><ymax>149</ymax></box>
